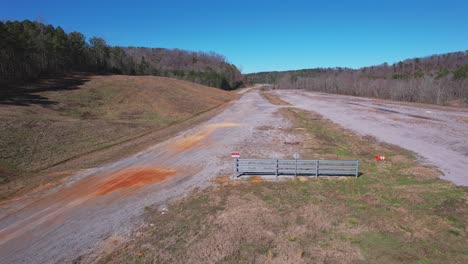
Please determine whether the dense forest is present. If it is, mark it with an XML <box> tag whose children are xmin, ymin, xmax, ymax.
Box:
<box><xmin>246</xmin><ymin>52</ymin><xmax>468</xmax><ymax>105</ymax></box>
<box><xmin>0</xmin><ymin>20</ymin><xmax>243</xmax><ymax>90</ymax></box>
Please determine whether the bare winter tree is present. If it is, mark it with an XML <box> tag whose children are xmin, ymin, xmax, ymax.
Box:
<box><xmin>248</xmin><ymin>52</ymin><xmax>468</xmax><ymax>106</ymax></box>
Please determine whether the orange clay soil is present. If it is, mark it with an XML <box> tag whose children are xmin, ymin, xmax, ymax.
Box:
<box><xmin>0</xmin><ymin>166</ymin><xmax>177</xmax><ymax>246</ymax></box>
<box><xmin>167</xmin><ymin>122</ymin><xmax>239</xmax><ymax>151</ymax></box>
<box><xmin>96</xmin><ymin>168</ymin><xmax>176</xmax><ymax>196</ymax></box>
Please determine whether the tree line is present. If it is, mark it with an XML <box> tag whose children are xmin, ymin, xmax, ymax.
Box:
<box><xmin>246</xmin><ymin>52</ymin><xmax>468</xmax><ymax>105</ymax></box>
<box><xmin>0</xmin><ymin>20</ymin><xmax>243</xmax><ymax>90</ymax></box>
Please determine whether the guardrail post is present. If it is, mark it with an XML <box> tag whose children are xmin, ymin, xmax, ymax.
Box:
<box><xmin>316</xmin><ymin>160</ymin><xmax>319</xmax><ymax>178</ymax></box>
<box><xmin>234</xmin><ymin>158</ymin><xmax>238</xmax><ymax>178</ymax></box>
<box><xmin>295</xmin><ymin>158</ymin><xmax>297</xmax><ymax>178</ymax></box>
<box><xmin>355</xmin><ymin>160</ymin><xmax>359</xmax><ymax>178</ymax></box>
<box><xmin>276</xmin><ymin>159</ymin><xmax>279</xmax><ymax>179</ymax></box>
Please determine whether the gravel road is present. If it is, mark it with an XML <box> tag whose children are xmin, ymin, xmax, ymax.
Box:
<box><xmin>0</xmin><ymin>89</ymin><xmax>300</xmax><ymax>264</ymax></box>
<box><xmin>275</xmin><ymin>90</ymin><xmax>468</xmax><ymax>186</ymax></box>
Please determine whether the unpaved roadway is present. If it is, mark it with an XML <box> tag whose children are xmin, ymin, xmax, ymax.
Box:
<box><xmin>0</xmin><ymin>89</ymin><xmax>300</xmax><ymax>264</ymax></box>
<box><xmin>1</xmin><ymin>88</ymin><xmax>467</xmax><ymax>263</ymax></box>
<box><xmin>276</xmin><ymin>90</ymin><xmax>468</xmax><ymax>186</ymax></box>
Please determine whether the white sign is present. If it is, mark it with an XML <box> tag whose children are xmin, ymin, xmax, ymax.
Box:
<box><xmin>231</xmin><ymin>152</ymin><xmax>240</xmax><ymax>158</ymax></box>
<box><xmin>293</xmin><ymin>153</ymin><xmax>300</xmax><ymax>159</ymax></box>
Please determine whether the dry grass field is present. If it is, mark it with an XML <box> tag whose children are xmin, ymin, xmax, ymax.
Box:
<box><xmin>100</xmin><ymin>107</ymin><xmax>467</xmax><ymax>264</ymax></box>
<box><xmin>0</xmin><ymin>75</ymin><xmax>237</xmax><ymax>200</ymax></box>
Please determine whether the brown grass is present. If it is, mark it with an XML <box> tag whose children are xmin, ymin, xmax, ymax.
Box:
<box><xmin>0</xmin><ymin>75</ymin><xmax>237</xmax><ymax>200</ymax></box>
<box><xmin>249</xmin><ymin>176</ymin><xmax>264</xmax><ymax>183</ymax></box>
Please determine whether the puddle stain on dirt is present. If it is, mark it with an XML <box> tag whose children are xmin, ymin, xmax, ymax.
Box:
<box><xmin>168</xmin><ymin>122</ymin><xmax>239</xmax><ymax>151</ymax></box>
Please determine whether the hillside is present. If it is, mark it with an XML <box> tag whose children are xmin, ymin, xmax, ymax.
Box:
<box><xmin>0</xmin><ymin>20</ymin><xmax>244</xmax><ymax>89</ymax></box>
<box><xmin>245</xmin><ymin>51</ymin><xmax>468</xmax><ymax>105</ymax></box>
<box><xmin>123</xmin><ymin>47</ymin><xmax>244</xmax><ymax>89</ymax></box>
<box><xmin>0</xmin><ymin>74</ymin><xmax>237</xmax><ymax>199</ymax></box>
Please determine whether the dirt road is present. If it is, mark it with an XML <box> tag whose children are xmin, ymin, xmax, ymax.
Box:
<box><xmin>275</xmin><ymin>90</ymin><xmax>468</xmax><ymax>186</ymax></box>
<box><xmin>0</xmin><ymin>89</ymin><xmax>299</xmax><ymax>264</ymax></box>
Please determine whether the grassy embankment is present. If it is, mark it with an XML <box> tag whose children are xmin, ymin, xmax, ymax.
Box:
<box><xmin>101</xmin><ymin>93</ymin><xmax>467</xmax><ymax>264</ymax></box>
<box><xmin>0</xmin><ymin>75</ymin><xmax>237</xmax><ymax>199</ymax></box>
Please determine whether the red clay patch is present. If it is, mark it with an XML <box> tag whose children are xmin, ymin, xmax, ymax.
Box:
<box><xmin>0</xmin><ymin>166</ymin><xmax>176</xmax><ymax>246</ymax></box>
<box><xmin>96</xmin><ymin>167</ymin><xmax>177</xmax><ymax>196</ymax></box>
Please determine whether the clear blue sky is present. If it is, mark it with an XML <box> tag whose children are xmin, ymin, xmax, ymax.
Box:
<box><xmin>1</xmin><ymin>0</ymin><xmax>468</xmax><ymax>73</ymax></box>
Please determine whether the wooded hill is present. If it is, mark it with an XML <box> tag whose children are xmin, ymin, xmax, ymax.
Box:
<box><xmin>0</xmin><ymin>20</ymin><xmax>243</xmax><ymax>90</ymax></box>
<box><xmin>123</xmin><ymin>47</ymin><xmax>243</xmax><ymax>90</ymax></box>
<box><xmin>246</xmin><ymin>51</ymin><xmax>468</xmax><ymax>105</ymax></box>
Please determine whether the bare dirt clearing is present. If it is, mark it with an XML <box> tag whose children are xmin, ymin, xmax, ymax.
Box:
<box><xmin>275</xmin><ymin>90</ymin><xmax>468</xmax><ymax>186</ymax></box>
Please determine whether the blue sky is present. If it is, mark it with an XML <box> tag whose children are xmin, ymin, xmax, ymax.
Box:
<box><xmin>1</xmin><ymin>0</ymin><xmax>468</xmax><ymax>73</ymax></box>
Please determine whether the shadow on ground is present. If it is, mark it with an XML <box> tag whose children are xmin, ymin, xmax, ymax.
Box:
<box><xmin>0</xmin><ymin>74</ymin><xmax>92</xmax><ymax>106</ymax></box>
